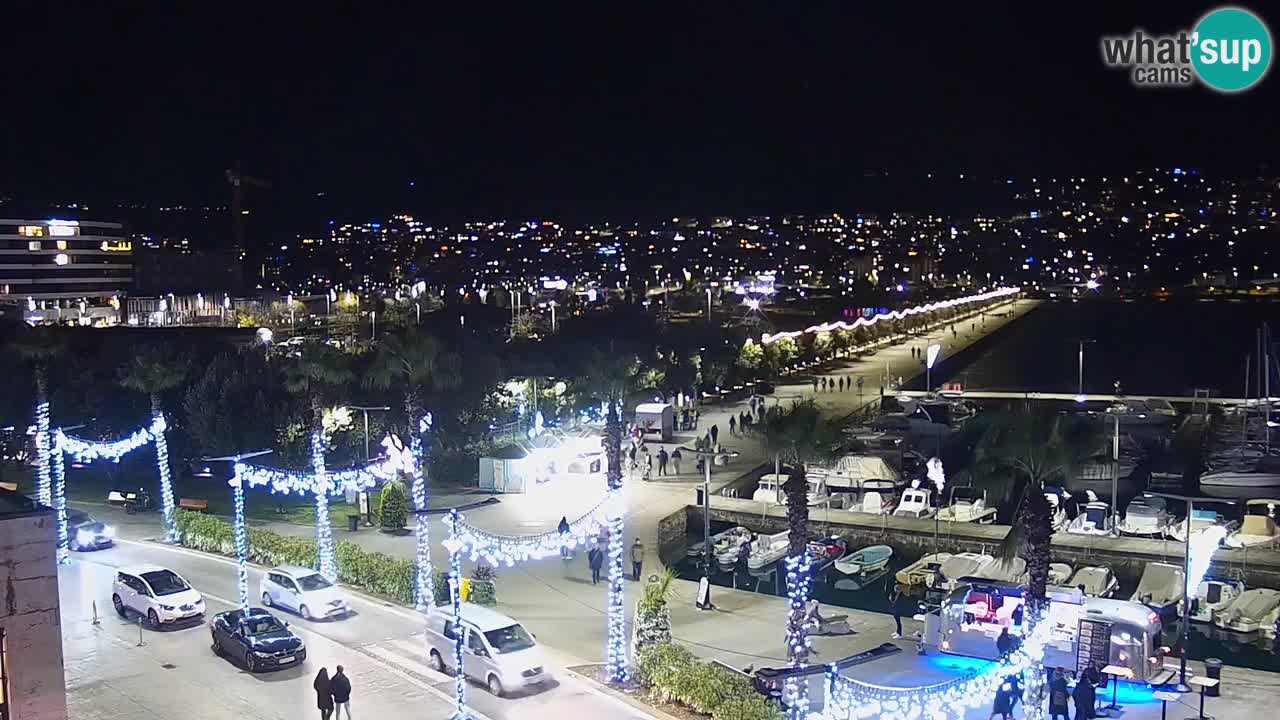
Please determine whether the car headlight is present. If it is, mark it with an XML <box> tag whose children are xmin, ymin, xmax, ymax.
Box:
<box><xmin>103</xmin><ymin>525</ymin><xmax>116</xmax><ymax>538</ymax></box>
<box><xmin>75</xmin><ymin>530</ymin><xmax>93</xmax><ymax>546</ymax></box>
<box><xmin>253</xmin><ymin>650</ymin><xmax>274</xmax><ymax>658</ymax></box>
<box><xmin>160</xmin><ymin>604</ymin><xmax>176</xmax><ymax>611</ymax></box>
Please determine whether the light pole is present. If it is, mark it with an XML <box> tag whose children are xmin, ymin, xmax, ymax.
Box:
<box><xmin>1147</xmin><ymin>492</ymin><xmax>1235</xmax><ymax>690</ymax></box>
<box><xmin>348</xmin><ymin>405</ymin><xmax>391</xmax><ymax>525</ymax></box>
<box><xmin>1074</xmin><ymin>339</ymin><xmax>1096</xmax><ymax>403</ymax></box>
<box><xmin>706</xmin><ymin>286</ymin><xmax>713</xmax><ymax>323</ymax></box>
<box><xmin>925</xmin><ymin>343</ymin><xmax>941</xmax><ymax>392</ymax></box>
<box><xmin>1110</xmin><ymin>415</ymin><xmax>1120</xmax><ymax>537</ymax></box>
<box><xmin>682</xmin><ymin>445</ymin><xmax>738</xmax><ymax>610</ymax></box>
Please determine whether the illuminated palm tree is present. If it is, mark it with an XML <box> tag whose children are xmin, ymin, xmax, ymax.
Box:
<box><xmin>119</xmin><ymin>344</ymin><xmax>189</xmax><ymax>542</ymax></box>
<box><xmin>9</xmin><ymin>327</ymin><xmax>65</xmax><ymax>506</ymax></box>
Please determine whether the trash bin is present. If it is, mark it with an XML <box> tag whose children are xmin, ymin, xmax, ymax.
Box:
<box><xmin>1204</xmin><ymin>658</ymin><xmax>1222</xmax><ymax>696</ymax></box>
<box><xmin>347</xmin><ymin>514</ymin><xmax>360</xmax><ymax>532</ymax></box>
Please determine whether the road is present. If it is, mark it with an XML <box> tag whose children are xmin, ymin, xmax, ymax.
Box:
<box><xmin>59</xmin><ymin>517</ymin><xmax>651</xmax><ymax>720</ymax></box>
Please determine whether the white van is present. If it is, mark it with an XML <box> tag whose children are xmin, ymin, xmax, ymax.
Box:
<box><xmin>425</xmin><ymin>602</ymin><xmax>548</xmax><ymax>697</ymax></box>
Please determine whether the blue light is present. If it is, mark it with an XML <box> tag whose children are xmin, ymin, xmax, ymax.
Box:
<box><xmin>1025</xmin><ymin>256</ymin><xmax>1036</xmax><ymax>265</ymax></box>
<box><xmin>925</xmin><ymin>655</ymin><xmax>1157</xmax><ymax>704</ymax></box>
<box><xmin>371</xmin><ymin>222</ymin><xmax>381</xmax><ymax>229</ymax></box>
<box><xmin>1029</xmin><ymin>211</ymin><xmax>1040</xmax><ymax>219</ymax></box>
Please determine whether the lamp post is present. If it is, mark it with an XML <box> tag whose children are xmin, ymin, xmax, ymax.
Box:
<box><xmin>706</xmin><ymin>286</ymin><xmax>713</xmax><ymax>323</ymax></box>
<box><xmin>1074</xmin><ymin>339</ymin><xmax>1096</xmax><ymax>403</ymax></box>
<box><xmin>348</xmin><ymin>405</ymin><xmax>391</xmax><ymax>525</ymax></box>
<box><xmin>925</xmin><ymin>343</ymin><xmax>941</xmax><ymax>392</ymax></box>
<box><xmin>682</xmin><ymin>445</ymin><xmax>739</xmax><ymax>610</ymax></box>
<box><xmin>1147</xmin><ymin>492</ymin><xmax>1235</xmax><ymax>690</ymax></box>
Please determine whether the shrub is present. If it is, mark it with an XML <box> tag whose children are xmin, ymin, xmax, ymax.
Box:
<box><xmin>379</xmin><ymin>480</ymin><xmax>410</xmax><ymax>531</ymax></box>
<box><xmin>634</xmin><ymin>642</ymin><xmax>781</xmax><ymax>720</ymax></box>
<box><xmin>469</xmin><ymin>563</ymin><xmax>497</xmax><ymax>606</ymax></box>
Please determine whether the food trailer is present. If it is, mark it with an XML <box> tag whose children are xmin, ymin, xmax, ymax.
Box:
<box><xmin>634</xmin><ymin>403</ymin><xmax>675</xmax><ymax>442</ymax></box>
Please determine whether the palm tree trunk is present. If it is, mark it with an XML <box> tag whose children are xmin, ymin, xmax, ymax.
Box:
<box><xmin>151</xmin><ymin>393</ymin><xmax>178</xmax><ymax>543</ymax></box>
<box><xmin>604</xmin><ymin>397</ymin><xmax>628</xmax><ymax>683</ymax></box>
<box><xmin>310</xmin><ymin>402</ymin><xmax>336</xmax><ymax>580</ymax></box>
<box><xmin>1018</xmin><ymin>481</ymin><xmax>1054</xmax><ymax>720</ymax></box>
<box><xmin>407</xmin><ymin>395</ymin><xmax>434</xmax><ymax>610</ymax></box>
<box><xmin>33</xmin><ymin>366</ymin><xmax>51</xmax><ymax>506</ymax></box>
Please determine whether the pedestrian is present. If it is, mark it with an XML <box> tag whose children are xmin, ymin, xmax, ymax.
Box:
<box><xmin>558</xmin><ymin>516</ymin><xmax>572</xmax><ymax>558</ymax></box>
<box><xmin>710</xmin><ymin>424</ymin><xmax>719</xmax><ymax>445</ymax></box>
<box><xmin>314</xmin><ymin>667</ymin><xmax>334</xmax><ymax>720</ymax></box>
<box><xmin>588</xmin><ymin>546</ymin><xmax>603</xmax><ymax>585</ymax></box>
<box><xmin>628</xmin><ymin>443</ymin><xmax>637</xmax><ymax>469</ymax></box>
<box><xmin>812</xmin><ymin>378</ymin><xmax>819</xmax><ymax>393</ymax></box>
<box><xmin>996</xmin><ymin>627</ymin><xmax>1014</xmax><ymax>661</ymax></box>
<box><xmin>1048</xmin><ymin>667</ymin><xmax>1070</xmax><ymax>720</ymax></box>
<box><xmin>330</xmin><ymin>665</ymin><xmax>352</xmax><ymax>720</ymax></box>
<box><xmin>657</xmin><ymin>447</ymin><xmax>669</xmax><ymax>476</ymax></box>
<box><xmin>1072</xmin><ymin>668</ymin><xmax>1097</xmax><ymax>720</ymax></box>
<box><xmin>888</xmin><ymin>583</ymin><xmax>905</xmax><ymax>639</ymax></box>
<box><xmin>642</xmin><ymin>449</ymin><xmax>652</xmax><ymax>481</ymax></box>
<box><xmin>742</xmin><ymin>412</ymin><xmax>751</xmax><ymax>433</ymax></box>
<box><xmin>671</xmin><ymin>448</ymin><xmax>682</xmax><ymax>474</ymax></box>
<box><xmin>989</xmin><ymin>674</ymin><xmax>1021</xmax><ymax>720</ymax></box>
<box><xmin>728</xmin><ymin>415</ymin><xmax>737</xmax><ymax>436</ymax></box>
<box><xmin>630</xmin><ymin>538</ymin><xmax>644</xmax><ymax>581</ymax></box>
<box><xmin>1012</xmin><ymin>602</ymin><xmax>1024</xmax><ymax>628</ymax></box>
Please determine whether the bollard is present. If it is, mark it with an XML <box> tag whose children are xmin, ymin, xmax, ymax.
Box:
<box><xmin>136</xmin><ymin>617</ymin><xmax>146</xmax><ymax>647</ymax></box>
<box><xmin>92</xmin><ymin>600</ymin><xmax>100</xmax><ymax>626</ymax></box>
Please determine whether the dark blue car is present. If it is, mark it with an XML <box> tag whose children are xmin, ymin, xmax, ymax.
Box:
<box><xmin>210</xmin><ymin>608</ymin><xmax>306</xmax><ymax>672</ymax></box>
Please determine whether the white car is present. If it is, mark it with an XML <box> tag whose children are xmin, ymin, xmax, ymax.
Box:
<box><xmin>425</xmin><ymin>602</ymin><xmax>548</xmax><ymax>697</ymax></box>
<box><xmin>259</xmin><ymin>565</ymin><xmax>350</xmax><ymax>620</ymax></box>
<box><xmin>112</xmin><ymin>566</ymin><xmax>205</xmax><ymax>628</ymax></box>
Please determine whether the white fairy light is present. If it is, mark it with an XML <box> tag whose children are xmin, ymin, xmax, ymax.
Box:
<box><xmin>33</xmin><ymin>401</ymin><xmax>51</xmax><ymax>506</ymax></box>
<box><xmin>230</xmin><ymin>472</ymin><xmax>249</xmax><ymax>612</ymax></box>
<box><xmin>760</xmin><ymin>287</ymin><xmax>1019</xmax><ymax>345</ymax></box>
<box><xmin>311</xmin><ymin>430</ymin><xmax>336</xmax><ymax>581</ymax></box>
<box><xmin>52</xmin><ymin>450</ymin><xmax>67</xmax><ymax>564</ymax></box>
<box><xmin>447</xmin><ymin>509</ymin><xmax>467</xmax><ymax>719</ymax></box>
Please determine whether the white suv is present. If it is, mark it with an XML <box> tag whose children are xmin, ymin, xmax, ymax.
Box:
<box><xmin>259</xmin><ymin>565</ymin><xmax>349</xmax><ymax>620</ymax></box>
<box><xmin>112</xmin><ymin>566</ymin><xmax>205</xmax><ymax>628</ymax></box>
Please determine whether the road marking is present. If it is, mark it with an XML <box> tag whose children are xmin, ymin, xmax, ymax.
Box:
<box><xmin>363</xmin><ymin>642</ymin><xmax>449</xmax><ymax>683</ymax></box>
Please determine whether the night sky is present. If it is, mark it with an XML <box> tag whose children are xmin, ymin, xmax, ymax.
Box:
<box><xmin>3</xmin><ymin>4</ymin><xmax>1277</xmax><ymax>221</ymax></box>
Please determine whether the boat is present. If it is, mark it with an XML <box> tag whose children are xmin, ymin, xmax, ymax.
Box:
<box><xmin>1225</xmin><ymin>499</ymin><xmax>1280</xmax><ymax>548</ymax></box>
<box><xmin>1044</xmin><ymin>487</ymin><xmax>1071</xmax><ymax>531</ymax></box>
<box><xmin>1166</xmin><ymin>508</ymin><xmax>1229</xmax><ymax>543</ymax></box>
<box><xmin>807</xmin><ymin>537</ymin><xmax>848</xmax><ymax>574</ymax></box>
<box><xmin>892</xmin><ymin>487</ymin><xmax>934</xmax><ymax>519</ymax></box>
<box><xmin>1188</xmin><ymin>576</ymin><xmax>1244</xmax><ymax>623</ymax></box>
<box><xmin>1096</xmin><ymin>399</ymin><xmax>1177</xmax><ymax>426</ymax></box>
<box><xmin>1200</xmin><ymin>459</ymin><xmax>1280</xmax><ymax>491</ymax></box>
<box><xmin>895</xmin><ymin>552</ymin><xmax>952</xmax><ymax>588</ymax></box>
<box><xmin>1066</xmin><ymin>501</ymin><xmax>1114</xmax><ymax>536</ymax></box>
<box><xmin>745</xmin><ymin>530</ymin><xmax>791</xmax><ymax>574</ymax></box>
<box><xmin>854</xmin><ymin>480</ymin><xmax>897</xmax><ymax>514</ymax></box>
<box><xmin>1130</xmin><ymin>562</ymin><xmax>1185</xmax><ymax>613</ymax></box>
<box><xmin>833</xmin><ymin>567</ymin><xmax>891</xmax><ymax>592</ymax></box>
<box><xmin>834</xmin><ymin>545</ymin><xmax>893</xmax><ymax>576</ymax></box>
<box><xmin>936</xmin><ymin>486</ymin><xmax>996</xmax><ymax>524</ymax></box>
<box><xmin>687</xmin><ymin>526</ymin><xmax>753</xmax><ymax>559</ymax></box>
<box><xmin>1214</xmin><ymin>588</ymin><xmax>1280</xmax><ymax>634</ymax></box>
<box><xmin>1048</xmin><ymin>562</ymin><xmax>1073</xmax><ymax>586</ymax></box>
<box><xmin>752</xmin><ymin>474</ymin><xmax>832</xmax><ymax>507</ymax></box>
<box><xmin>1118</xmin><ymin>496</ymin><xmax>1173</xmax><ymax>537</ymax></box>
<box><xmin>974</xmin><ymin>556</ymin><xmax>1027</xmax><ymax>584</ymax></box>
<box><xmin>808</xmin><ymin>455</ymin><xmax>899</xmax><ymax>492</ymax></box>
<box><xmin>930</xmin><ymin>551</ymin><xmax>993</xmax><ymax>591</ymax></box>
<box><xmin>1067</xmin><ymin>566</ymin><xmax>1120</xmax><ymax>598</ymax></box>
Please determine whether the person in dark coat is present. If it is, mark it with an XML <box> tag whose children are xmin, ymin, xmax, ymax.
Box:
<box><xmin>996</xmin><ymin>627</ymin><xmax>1014</xmax><ymax>661</ymax></box>
<box><xmin>1048</xmin><ymin>667</ymin><xmax>1070</xmax><ymax>720</ymax></box>
<box><xmin>657</xmin><ymin>448</ymin><xmax>669</xmax><ymax>476</ymax></box>
<box><xmin>888</xmin><ymin>584</ymin><xmax>906</xmax><ymax>638</ymax></box>
<box><xmin>330</xmin><ymin>665</ymin><xmax>352</xmax><ymax>720</ymax></box>
<box><xmin>728</xmin><ymin>415</ymin><xmax>737</xmax><ymax>436</ymax></box>
<box><xmin>671</xmin><ymin>448</ymin><xmax>682</xmax><ymax>474</ymax></box>
<box><xmin>989</xmin><ymin>674</ymin><xmax>1021</xmax><ymax>720</ymax></box>
<box><xmin>588</xmin><ymin>546</ymin><xmax>603</xmax><ymax>585</ymax></box>
<box><xmin>1073</xmin><ymin>667</ymin><xmax>1098</xmax><ymax>720</ymax></box>
<box><xmin>313</xmin><ymin>667</ymin><xmax>334</xmax><ymax>720</ymax></box>
<box><xmin>710</xmin><ymin>424</ymin><xmax>719</xmax><ymax>445</ymax></box>
<box><xmin>558</xmin><ymin>516</ymin><xmax>572</xmax><ymax>558</ymax></box>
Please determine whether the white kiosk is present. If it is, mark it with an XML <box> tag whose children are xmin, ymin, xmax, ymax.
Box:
<box><xmin>634</xmin><ymin>403</ymin><xmax>675</xmax><ymax>442</ymax></box>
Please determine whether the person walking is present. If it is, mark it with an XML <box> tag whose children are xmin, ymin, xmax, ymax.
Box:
<box><xmin>558</xmin><ymin>516</ymin><xmax>572</xmax><ymax>558</ymax></box>
<box><xmin>314</xmin><ymin>668</ymin><xmax>334</xmax><ymax>720</ymax></box>
<box><xmin>588</xmin><ymin>545</ymin><xmax>603</xmax><ymax>585</ymax></box>
<box><xmin>888</xmin><ymin>584</ymin><xmax>905</xmax><ymax>639</ymax></box>
<box><xmin>812</xmin><ymin>378</ymin><xmax>819</xmax><ymax>393</ymax></box>
<box><xmin>710</xmin><ymin>423</ymin><xmax>719</xmax><ymax>445</ymax></box>
<box><xmin>630</xmin><ymin>538</ymin><xmax>644</xmax><ymax>581</ymax></box>
<box><xmin>989</xmin><ymin>674</ymin><xmax>1021</xmax><ymax>720</ymax></box>
<box><xmin>671</xmin><ymin>448</ymin><xmax>682</xmax><ymax>474</ymax></box>
<box><xmin>330</xmin><ymin>665</ymin><xmax>352</xmax><ymax>720</ymax></box>
<box><xmin>1072</xmin><ymin>668</ymin><xmax>1097</xmax><ymax>720</ymax></box>
<box><xmin>642</xmin><ymin>449</ymin><xmax>652</xmax><ymax>481</ymax></box>
<box><xmin>628</xmin><ymin>443</ymin><xmax>637</xmax><ymax>470</ymax></box>
<box><xmin>657</xmin><ymin>447</ymin><xmax>669</xmax><ymax>476</ymax></box>
<box><xmin>1048</xmin><ymin>667</ymin><xmax>1070</xmax><ymax>720</ymax></box>
<box><xmin>996</xmin><ymin>627</ymin><xmax>1014</xmax><ymax>661</ymax></box>
<box><xmin>728</xmin><ymin>415</ymin><xmax>737</xmax><ymax>436</ymax></box>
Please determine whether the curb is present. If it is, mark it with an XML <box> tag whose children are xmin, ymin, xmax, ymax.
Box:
<box><xmin>561</xmin><ymin>665</ymin><xmax>674</xmax><ymax>720</ymax></box>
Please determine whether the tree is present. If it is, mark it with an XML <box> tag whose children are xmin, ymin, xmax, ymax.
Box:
<box><xmin>633</xmin><ymin>568</ymin><xmax>677</xmax><ymax>653</ymax></box>
<box><xmin>184</xmin><ymin>351</ymin><xmax>292</xmax><ymax>459</ymax></box>
<box><xmin>379</xmin><ymin>478</ymin><xmax>409</xmax><ymax>531</ymax></box>
<box><xmin>736</xmin><ymin>340</ymin><xmax>764</xmax><ymax>378</ymax></box>
<box><xmin>119</xmin><ymin>344</ymin><xmax>188</xmax><ymax>543</ymax></box>
<box><xmin>284</xmin><ymin>343</ymin><xmax>354</xmax><ymax>580</ymax></box>
<box><xmin>365</xmin><ymin>328</ymin><xmax>462</xmax><ymax>608</ymax></box>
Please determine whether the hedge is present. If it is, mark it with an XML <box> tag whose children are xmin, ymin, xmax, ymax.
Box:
<box><xmin>173</xmin><ymin>510</ymin><xmax>449</xmax><ymax>606</ymax></box>
<box><xmin>635</xmin><ymin>643</ymin><xmax>783</xmax><ymax>720</ymax></box>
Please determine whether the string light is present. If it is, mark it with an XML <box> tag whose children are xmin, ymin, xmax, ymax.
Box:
<box><xmin>311</xmin><ymin>430</ymin><xmax>336</xmax><ymax>581</ymax></box>
<box><xmin>153</xmin><ymin>412</ymin><xmax>177</xmax><ymax>543</ymax></box>
<box><xmin>605</xmin><ymin>491</ymin><xmax>628</xmax><ymax>684</ymax></box>
<box><xmin>230</xmin><ymin>472</ymin><xmax>249</xmax><ymax>612</ymax></box>
<box><xmin>411</xmin><ymin>431</ymin><xmax>433</xmax><ymax>610</ymax></box>
<box><xmin>33</xmin><ymin>401</ymin><xmax>51</xmax><ymax>506</ymax></box>
<box><xmin>447</xmin><ymin>496</ymin><xmax>613</xmax><ymax>566</ymax></box>
<box><xmin>783</xmin><ymin>550</ymin><xmax>814</xmax><ymax>720</ymax></box>
<box><xmin>760</xmin><ymin>287</ymin><xmax>1019</xmax><ymax>345</ymax></box>
<box><xmin>445</xmin><ymin>509</ymin><xmax>468</xmax><ymax>719</ymax></box>
<box><xmin>52</xmin><ymin>450</ymin><xmax>67</xmax><ymax>565</ymax></box>
<box><xmin>55</xmin><ymin>415</ymin><xmax>167</xmax><ymax>462</ymax></box>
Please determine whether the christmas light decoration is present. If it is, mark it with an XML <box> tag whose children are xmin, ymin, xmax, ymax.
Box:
<box><xmin>446</xmin><ymin>495</ymin><xmax>613</xmax><ymax>566</ymax></box>
<box><xmin>605</xmin><ymin>493</ymin><xmax>628</xmax><ymax>684</ymax></box>
<box><xmin>153</xmin><ymin>413</ymin><xmax>177</xmax><ymax>543</ymax></box>
<box><xmin>783</xmin><ymin>551</ymin><xmax>814</xmax><ymax>720</ymax></box>
<box><xmin>410</xmin><ymin>432</ymin><xmax>433</xmax><ymax>610</ymax></box>
<box><xmin>52</xmin><ymin>449</ymin><xmax>67</xmax><ymax>564</ymax></box>
<box><xmin>446</xmin><ymin>509</ymin><xmax>467</xmax><ymax>719</ymax></box>
<box><xmin>230</xmin><ymin>473</ymin><xmax>249</xmax><ymax>612</ymax></box>
<box><xmin>1188</xmin><ymin>524</ymin><xmax>1230</xmax><ymax>592</ymax></box>
<box><xmin>33</xmin><ymin>401</ymin><xmax>51</xmax><ymax>506</ymax></box>
<box><xmin>311</xmin><ymin>430</ymin><xmax>336</xmax><ymax>581</ymax></box>
<box><xmin>760</xmin><ymin>287</ymin><xmax>1019</xmax><ymax>345</ymax></box>
<box><xmin>55</xmin><ymin>415</ymin><xmax>167</xmax><ymax>462</ymax></box>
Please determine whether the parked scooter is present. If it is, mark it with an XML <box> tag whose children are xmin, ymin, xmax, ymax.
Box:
<box><xmin>124</xmin><ymin>487</ymin><xmax>152</xmax><ymax>515</ymax></box>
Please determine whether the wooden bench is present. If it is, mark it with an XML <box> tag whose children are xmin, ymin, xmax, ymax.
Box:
<box><xmin>178</xmin><ymin>498</ymin><xmax>209</xmax><ymax>512</ymax></box>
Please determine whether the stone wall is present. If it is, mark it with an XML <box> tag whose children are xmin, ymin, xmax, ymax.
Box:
<box><xmin>656</xmin><ymin>506</ymin><xmax>689</xmax><ymax>565</ymax></box>
<box><xmin>0</xmin><ymin>510</ymin><xmax>67</xmax><ymax>720</ymax></box>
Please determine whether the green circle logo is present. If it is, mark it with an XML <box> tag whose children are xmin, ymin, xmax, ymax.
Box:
<box><xmin>1192</xmin><ymin>6</ymin><xmax>1272</xmax><ymax>92</ymax></box>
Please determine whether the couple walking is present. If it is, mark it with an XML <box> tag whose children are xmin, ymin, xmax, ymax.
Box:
<box><xmin>314</xmin><ymin>666</ymin><xmax>352</xmax><ymax>719</ymax></box>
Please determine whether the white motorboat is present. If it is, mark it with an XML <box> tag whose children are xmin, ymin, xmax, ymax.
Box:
<box><xmin>1066</xmin><ymin>501</ymin><xmax>1114</xmax><ymax>536</ymax></box>
<box><xmin>746</xmin><ymin>530</ymin><xmax>791</xmax><ymax>574</ymax></box>
<box><xmin>808</xmin><ymin>455</ymin><xmax>899</xmax><ymax>492</ymax></box>
<box><xmin>892</xmin><ymin>487</ymin><xmax>934</xmax><ymax>519</ymax></box>
<box><xmin>1214</xmin><ymin>588</ymin><xmax>1280</xmax><ymax>634</ymax></box>
<box><xmin>1119</xmin><ymin>496</ymin><xmax>1173</xmax><ymax>537</ymax></box>
<box><xmin>936</xmin><ymin>487</ymin><xmax>996</xmax><ymax>524</ymax></box>
<box><xmin>854</xmin><ymin>479</ymin><xmax>897</xmax><ymax>514</ymax></box>
<box><xmin>1068</xmin><ymin>565</ymin><xmax>1120</xmax><ymax>598</ymax></box>
<box><xmin>689</xmin><ymin>525</ymin><xmax>753</xmax><ymax>559</ymax></box>
<box><xmin>974</xmin><ymin>556</ymin><xmax>1027</xmax><ymax>584</ymax></box>
<box><xmin>834</xmin><ymin>545</ymin><xmax>893</xmax><ymax>576</ymax></box>
<box><xmin>895</xmin><ymin>552</ymin><xmax>952</xmax><ymax>588</ymax></box>
<box><xmin>1044</xmin><ymin>487</ymin><xmax>1071</xmax><ymax>531</ymax></box>
<box><xmin>1098</xmin><ymin>399</ymin><xmax>1177</xmax><ymax>426</ymax></box>
<box><xmin>930</xmin><ymin>551</ymin><xmax>993</xmax><ymax>591</ymax></box>
<box><xmin>1048</xmin><ymin>562</ymin><xmax>1073</xmax><ymax>586</ymax></box>
<box><xmin>752</xmin><ymin>474</ymin><xmax>831</xmax><ymax>507</ymax></box>
<box><xmin>1225</xmin><ymin>499</ymin><xmax>1280</xmax><ymax>548</ymax></box>
<box><xmin>1200</xmin><ymin>463</ymin><xmax>1280</xmax><ymax>490</ymax></box>
<box><xmin>1166</xmin><ymin>509</ymin><xmax>1229</xmax><ymax>543</ymax></box>
<box><xmin>1130</xmin><ymin>562</ymin><xmax>1185</xmax><ymax>614</ymax></box>
<box><xmin>1188</xmin><ymin>576</ymin><xmax>1244</xmax><ymax>623</ymax></box>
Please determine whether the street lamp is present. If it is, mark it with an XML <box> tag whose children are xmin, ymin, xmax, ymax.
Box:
<box><xmin>706</xmin><ymin>286</ymin><xmax>713</xmax><ymax>323</ymax></box>
<box><xmin>1074</xmin><ymin>339</ymin><xmax>1096</xmax><ymax>403</ymax></box>
<box><xmin>925</xmin><ymin>343</ymin><xmax>941</xmax><ymax>392</ymax></box>
<box><xmin>1146</xmin><ymin>492</ymin><xmax>1235</xmax><ymax>690</ymax></box>
<box><xmin>681</xmin><ymin>444</ymin><xmax>739</xmax><ymax>610</ymax></box>
<box><xmin>348</xmin><ymin>405</ymin><xmax>391</xmax><ymax>525</ymax></box>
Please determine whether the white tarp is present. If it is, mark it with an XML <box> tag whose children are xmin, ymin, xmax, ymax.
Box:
<box><xmin>808</xmin><ymin>455</ymin><xmax>899</xmax><ymax>489</ymax></box>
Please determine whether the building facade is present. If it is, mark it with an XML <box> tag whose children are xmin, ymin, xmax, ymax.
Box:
<box><xmin>0</xmin><ymin>490</ymin><xmax>67</xmax><ymax>720</ymax></box>
<box><xmin>0</xmin><ymin>218</ymin><xmax>133</xmax><ymax>325</ymax></box>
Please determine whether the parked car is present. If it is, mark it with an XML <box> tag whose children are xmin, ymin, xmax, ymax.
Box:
<box><xmin>68</xmin><ymin>509</ymin><xmax>114</xmax><ymax>551</ymax></box>
<box><xmin>425</xmin><ymin>602</ymin><xmax>548</xmax><ymax>697</ymax></box>
<box><xmin>210</xmin><ymin>608</ymin><xmax>306</xmax><ymax>672</ymax></box>
<box><xmin>259</xmin><ymin>565</ymin><xmax>350</xmax><ymax>620</ymax></box>
<box><xmin>112</xmin><ymin>566</ymin><xmax>205</xmax><ymax>627</ymax></box>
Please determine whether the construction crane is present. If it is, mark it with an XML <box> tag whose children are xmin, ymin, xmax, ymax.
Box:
<box><xmin>224</xmin><ymin>162</ymin><xmax>270</xmax><ymax>260</ymax></box>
